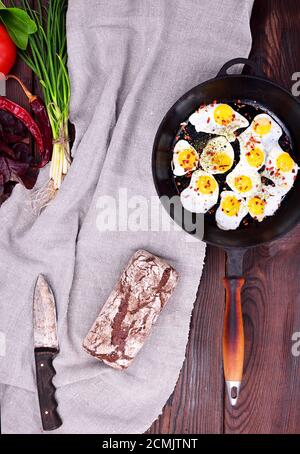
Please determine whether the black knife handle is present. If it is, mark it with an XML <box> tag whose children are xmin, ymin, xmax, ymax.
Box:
<box><xmin>34</xmin><ymin>349</ymin><xmax>62</xmax><ymax>431</ymax></box>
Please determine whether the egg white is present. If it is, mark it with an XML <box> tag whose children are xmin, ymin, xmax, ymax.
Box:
<box><xmin>180</xmin><ymin>170</ymin><xmax>219</xmax><ymax>213</ymax></box>
<box><xmin>172</xmin><ymin>140</ymin><xmax>199</xmax><ymax>176</ymax></box>
<box><xmin>189</xmin><ymin>103</ymin><xmax>249</xmax><ymax>142</ymax></box>
<box><xmin>226</xmin><ymin>163</ymin><xmax>261</xmax><ymax>197</ymax></box>
<box><xmin>200</xmin><ymin>136</ymin><xmax>234</xmax><ymax>174</ymax></box>
<box><xmin>262</xmin><ymin>146</ymin><xmax>298</xmax><ymax>195</ymax></box>
<box><xmin>247</xmin><ymin>188</ymin><xmax>282</xmax><ymax>222</ymax></box>
<box><xmin>239</xmin><ymin>139</ymin><xmax>266</xmax><ymax>170</ymax></box>
<box><xmin>238</xmin><ymin>113</ymin><xmax>282</xmax><ymax>153</ymax></box>
<box><xmin>216</xmin><ymin>191</ymin><xmax>248</xmax><ymax>230</ymax></box>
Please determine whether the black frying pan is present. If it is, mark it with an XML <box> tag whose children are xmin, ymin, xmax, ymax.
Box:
<box><xmin>152</xmin><ymin>58</ymin><xmax>300</xmax><ymax>406</ymax></box>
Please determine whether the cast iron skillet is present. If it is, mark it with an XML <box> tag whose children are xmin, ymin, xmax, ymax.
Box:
<box><xmin>152</xmin><ymin>58</ymin><xmax>300</xmax><ymax>406</ymax></box>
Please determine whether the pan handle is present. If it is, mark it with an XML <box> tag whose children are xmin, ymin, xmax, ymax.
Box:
<box><xmin>217</xmin><ymin>57</ymin><xmax>264</xmax><ymax>78</ymax></box>
<box><xmin>223</xmin><ymin>248</ymin><xmax>246</xmax><ymax>406</ymax></box>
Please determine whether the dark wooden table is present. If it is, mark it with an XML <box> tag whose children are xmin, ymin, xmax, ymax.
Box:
<box><xmin>149</xmin><ymin>0</ymin><xmax>300</xmax><ymax>434</ymax></box>
<box><xmin>6</xmin><ymin>0</ymin><xmax>300</xmax><ymax>434</ymax></box>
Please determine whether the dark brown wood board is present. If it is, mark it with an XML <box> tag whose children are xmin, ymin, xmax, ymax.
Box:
<box><xmin>150</xmin><ymin>0</ymin><xmax>300</xmax><ymax>434</ymax></box>
<box><xmin>3</xmin><ymin>0</ymin><xmax>300</xmax><ymax>434</ymax></box>
<box><xmin>224</xmin><ymin>0</ymin><xmax>300</xmax><ymax>434</ymax></box>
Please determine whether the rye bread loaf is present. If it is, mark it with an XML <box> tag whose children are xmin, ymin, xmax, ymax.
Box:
<box><xmin>83</xmin><ymin>249</ymin><xmax>179</xmax><ymax>369</ymax></box>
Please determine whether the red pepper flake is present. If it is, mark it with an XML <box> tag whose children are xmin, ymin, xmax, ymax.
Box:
<box><xmin>207</xmin><ymin>117</ymin><xmax>211</xmax><ymax>124</ymax></box>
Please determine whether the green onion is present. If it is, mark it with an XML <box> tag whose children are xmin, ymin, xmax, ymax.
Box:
<box><xmin>13</xmin><ymin>0</ymin><xmax>71</xmax><ymax>190</ymax></box>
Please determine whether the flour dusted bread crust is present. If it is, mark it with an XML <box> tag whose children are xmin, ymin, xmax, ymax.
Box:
<box><xmin>83</xmin><ymin>250</ymin><xmax>179</xmax><ymax>370</ymax></box>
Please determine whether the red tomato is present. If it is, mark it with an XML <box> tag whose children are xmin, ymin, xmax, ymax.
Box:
<box><xmin>0</xmin><ymin>24</ymin><xmax>17</xmax><ymax>76</ymax></box>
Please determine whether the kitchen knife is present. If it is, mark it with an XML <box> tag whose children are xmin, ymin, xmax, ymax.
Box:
<box><xmin>33</xmin><ymin>274</ymin><xmax>62</xmax><ymax>431</ymax></box>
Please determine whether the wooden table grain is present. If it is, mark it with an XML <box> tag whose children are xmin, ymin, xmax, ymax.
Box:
<box><xmin>149</xmin><ymin>0</ymin><xmax>300</xmax><ymax>434</ymax></box>
<box><xmin>5</xmin><ymin>0</ymin><xmax>300</xmax><ymax>434</ymax></box>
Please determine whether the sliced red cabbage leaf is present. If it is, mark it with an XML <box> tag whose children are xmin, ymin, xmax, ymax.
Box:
<box><xmin>0</xmin><ymin>109</ymin><xmax>43</xmax><ymax>200</ymax></box>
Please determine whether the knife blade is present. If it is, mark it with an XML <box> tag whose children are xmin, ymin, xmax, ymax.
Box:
<box><xmin>33</xmin><ymin>274</ymin><xmax>62</xmax><ymax>431</ymax></box>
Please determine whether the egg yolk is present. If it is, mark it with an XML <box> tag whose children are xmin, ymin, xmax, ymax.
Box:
<box><xmin>213</xmin><ymin>104</ymin><xmax>234</xmax><ymax>126</ymax></box>
<box><xmin>252</xmin><ymin>117</ymin><xmax>272</xmax><ymax>136</ymax></box>
<box><xmin>178</xmin><ymin>149</ymin><xmax>197</xmax><ymax>170</ymax></box>
<box><xmin>221</xmin><ymin>196</ymin><xmax>241</xmax><ymax>216</ymax></box>
<box><xmin>234</xmin><ymin>175</ymin><xmax>253</xmax><ymax>193</ymax></box>
<box><xmin>196</xmin><ymin>175</ymin><xmax>217</xmax><ymax>195</ymax></box>
<box><xmin>212</xmin><ymin>152</ymin><xmax>232</xmax><ymax>172</ymax></box>
<box><xmin>246</xmin><ymin>147</ymin><xmax>264</xmax><ymax>168</ymax></box>
<box><xmin>248</xmin><ymin>196</ymin><xmax>265</xmax><ymax>216</ymax></box>
<box><xmin>276</xmin><ymin>152</ymin><xmax>294</xmax><ymax>172</ymax></box>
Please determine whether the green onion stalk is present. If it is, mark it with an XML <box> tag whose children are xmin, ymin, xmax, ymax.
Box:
<box><xmin>14</xmin><ymin>0</ymin><xmax>71</xmax><ymax>191</ymax></box>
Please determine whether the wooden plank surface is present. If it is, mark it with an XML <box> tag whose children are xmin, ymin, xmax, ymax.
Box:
<box><xmin>149</xmin><ymin>246</ymin><xmax>225</xmax><ymax>434</ymax></box>
<box><xmin>151</xmin><ymin>0</ymin><xmax>300</xmax><ymax>434</ymax></box>
<box><xmin>225</xmin><ymin>0</ymin><xmax>300</xmax><ymax>434</ymax></box>
<box><xmin>3</xmin><ymin>0</ymin><xmax>300</xmax><ymax>434</ymax></box>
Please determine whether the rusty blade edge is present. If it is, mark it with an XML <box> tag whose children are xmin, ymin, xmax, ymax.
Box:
<box><xmin>33</xmin><ymin>274</ymin><xmax>59</xmax><ymax>350</ymax></box>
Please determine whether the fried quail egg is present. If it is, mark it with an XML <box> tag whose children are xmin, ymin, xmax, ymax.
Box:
<box><xmin>189</xmin><ymin>103</ymin><xmax>249</xmax><ymax>142</ymax></box>
<box><xmin>226</xmin><ymin>163</ymin><xmax>261</xmax><ymax>196</ymax></box>
<box><xmin>239</xmin><ymin>113</ymin><xmax>282</xmax><ymax>153</ymax></box>
<box><xmin>216</xmin><ymin>191</ymin><xmax>248</xmax><ymax>230</ymax></box>
<box><xmin>180</xmin><ymin>170</ymin><xmax>219</xmax><ymax>213</ymax></box>
<box><xmin>247</xmin><ymin>188</ymin><xmax>282</xmax><ymax>222</ymax></box>
<box><xmin>200</xmin><ymin>136</ymin><xmax>234</xmax><ymax>174</ymax></box>
<box><xmin>172</xmin><ymin>140</ymin><xmax>199</xmax><ymax>176</ymax></box>
<box><xmin>239</xmin><ymin>140</ymin><xmax>266</xmax><ymax>170</ymax></box>
<box><xmin>262</xmin><ymin>147</ymin><xmax>298</xmax><ymax>195</ymax></box>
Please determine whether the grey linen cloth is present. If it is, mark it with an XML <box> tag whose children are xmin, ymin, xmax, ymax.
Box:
<box><xmin>0</xmin><ymin>0</ymin><xmax>254</xmax><ymax>434</ymax></box>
